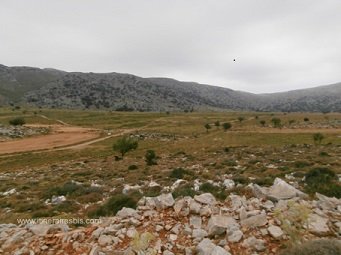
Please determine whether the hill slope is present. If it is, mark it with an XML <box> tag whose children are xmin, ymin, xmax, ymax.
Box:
<box><xmin>0</xmin><ymin>64</ymin><xmax>340</xmax><ymax>112</ymax></box>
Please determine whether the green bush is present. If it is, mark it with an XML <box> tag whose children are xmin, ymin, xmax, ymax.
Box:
<box><xmin>145</xmin><ymin>150</ymin><xmax>157</xmax><ymax>166</ymax></box>
<box><xmin>305</xmin><ymin>168</ymin><xmax>341</xmax><ymax>198</ymax></box>
<box><xmin>222</xmin><ymin>122</ymin><xmax>232</xmax><ymax>131</ymax></box>
<box><xmin>306</xmin><ymin>168</ymin><xmax>336</xmax><ymax>183</ymax></box>
<box><xmin>9</xmin><ymin>117</ymin><xmax>25</xmax><ymax>126</ymax></box>
<box><xmin>172</xmin><ymin>184</ymin><xmax>196</xmax><ymax>198</ymax></box>
<box><xmin>200</xmin><ymin>182</ymin><xmax>219</xmax><ymax>193</ymax></box>
<box><xmin>128</xmin><ymin>164</ymin><xmax>138</xmax><ymax>170</ymax></box>
<box><xmin>200</xmin><ymin>182</ymin><xmax>228</xmax><ymax>201</ymax></box>
<box><xmin>313</xmin><ymin>133</ymin><xmax>325</xmax><ymax>145</ymax></box>
<box><xmin>45</xmin><ymin>182</ymin><xmax>81</xmax><ymax>198</ymax></box>
<box><xmin>170</xmin><ymin>168</ymin><xmax>189</xmax><ymax>179</ymax></box>
<box><xmin>204</xmin><ymin>123</ymin><xmax>211</xmax><ymax>133</ymax></box>
<box><xmin>279</xmin><ymin>239</ymin><xmax>341</xmax><ymax>255</ymax></box>
<box><xmin>254</xmin><ymin>177</ymin><xmax>274</xmax><ymax>186</ymax></box>
<box><xmin>271</xmin><ymin>118</ymin><xmax>282</xmax><ymax>128</ymax></box>
<box><xmin>88</xmin><ymin>194</ymin><xmax>137</xmax><ymax>218</ymax></box>
<box><xmin>113</xmin><ymin>136</ymin><xmax>138</xmax><ymax>157</ymax></box>
<box><xmin>232</xmin><ymin>175</ymin><xmax>250</xmax><ymax>185</ymax></box>
<box><xmin>143</xmin><ymin>186</ymin><xmax>162</xmax><ymax>197</ymax></box>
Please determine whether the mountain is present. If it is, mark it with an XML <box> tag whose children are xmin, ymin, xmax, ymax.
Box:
<box><xmin>0</xmin><ymin>64</ymin><xmax>340</xmax><ymax>112</ymax></box>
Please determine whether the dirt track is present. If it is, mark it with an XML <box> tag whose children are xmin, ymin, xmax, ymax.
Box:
<box><xmin>0</xmin><ymin>125</ymin><xmax>100</xmax><ymax>155</ymax></box>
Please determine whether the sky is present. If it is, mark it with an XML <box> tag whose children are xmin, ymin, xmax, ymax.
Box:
<box><xmin>0</xmin><ymin>0</ymin><xmax>340</xmax><ymax>93</ymax></box>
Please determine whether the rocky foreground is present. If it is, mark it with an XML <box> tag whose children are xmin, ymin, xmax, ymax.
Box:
<box><xmin>1</xmin><ymin>178</ymin><xmax>340</xmax><ymax>255</ymax></box>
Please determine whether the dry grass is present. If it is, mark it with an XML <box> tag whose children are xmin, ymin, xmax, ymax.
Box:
<box><xmin>0</xmin><ymin>107</ymin><xmax>340</xmax><ymax>222</ymax></box>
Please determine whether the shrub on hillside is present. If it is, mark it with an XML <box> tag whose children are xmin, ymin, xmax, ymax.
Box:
<box><xmin>222</xmin><ymin>122</ymin><xmax>232</xmax><ymax>131</ymax></box>
<box><xmin>145</xmin><ymin>150</ymin><xmax>157</xmax><ymax>166</ymax></box>
<box><xmin>271</xmin><ymin>118</ymin><xmax>282</xmax><ymax>128</ymax></box>
<box><xmin>279</xmin><ymin>239</ymin><xmax>341</xmax><ymax>255</ymax></box>
<box><xmin>304</xmin><ymin>167</ymin><xmax>341</xmax><ymax>198</ymax></box>
<box><xmin>204</xmin><ymin>123</ymin><xmax>211</xmax><ymax>133</ymax></box>
<box><xmin>172</xmin><ymin>183</ymin><xmax>196</xmax><ymax>198</ymax></box>
<box><xmin>88</xmin><ymin>194</ymin><xmax>137</xmax><ymax>218</ymax></box>
<box><xmin>128</xmin><ymin>164</ymin><xmax>138</xmax><ymax>170</ymax></box>
<box><xmin>254</xmin><ymin>177</ymin><xmax>274</xmax><ymax>186</ymax></box>
<box><xmin>9</xmin><ymin>117</ymin><xmax>25</xmax><ymax>126</ymax></box>
<box><xmin>313</xmin><ymin>133</ymin><xmax>325</xmax><ymax>145</ymax></box>
<box><xmin>200</xmin><ymin>182</ymin><xmax>229</xmax><ymax>201</ymax></box>
<box><xmin>170</xmin><ymin>168</ymin><xmax>189</xmax><ymax>179</ymax></box>
<box><xmin>113</xmin><ymin>136</ymin><xmax>138</xmax><ymax>157</ymax></box>
<box><xmin>232</xmin><ymin>175</ymin><xmax>250</xmax><ymax>185</ymax></box>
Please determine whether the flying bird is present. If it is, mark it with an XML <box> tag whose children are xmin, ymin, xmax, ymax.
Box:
<box><xmin>233</xmin><ymin>59</ymin><xmax>236</xmax><ymax>61</ymax></box>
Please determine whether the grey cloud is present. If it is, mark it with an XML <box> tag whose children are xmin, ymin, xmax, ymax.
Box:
<box><xmin>0</xmin><ymin>0</ymin><xmax>340</xmax><ymax>93</ymax></box>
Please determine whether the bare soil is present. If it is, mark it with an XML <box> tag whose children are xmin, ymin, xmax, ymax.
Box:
<box><xmin>0</xmin><ymin>125</ymin><xmax>100</xmax><ymax>155</ymax></box>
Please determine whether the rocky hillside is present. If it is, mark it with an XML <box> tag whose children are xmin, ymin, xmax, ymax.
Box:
<box><xmin>0</xmin><ymin>64</ymin><xmax>340</xmax><ymax>112</ymax></box>
<box><xmin>1</xmin><ymin>178</ymin><xmax>340</xmax><ymax>255</ymax></box>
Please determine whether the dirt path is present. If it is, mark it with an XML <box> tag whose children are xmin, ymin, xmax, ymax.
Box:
<box><xmin>54</xmin><ymin>128</ymin><xmax>135</xmax><ymax>151</ymax></box>
<box><xmin>0</xmin><ymin>125</ymin><xmax>100</xmax><ymax>155</ymax></box>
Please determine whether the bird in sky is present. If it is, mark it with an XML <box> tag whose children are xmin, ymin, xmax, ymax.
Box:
<box><xmin>233</xmin><ymin>59</ymin><xmax>236</xmax><ymax>61</ymax></box>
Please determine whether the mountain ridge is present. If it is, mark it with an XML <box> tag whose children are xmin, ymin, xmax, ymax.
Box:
<box><xmin>0</xmin><ymin>64</ymin><xmax>340</xmax><ymax>112</ymax></box>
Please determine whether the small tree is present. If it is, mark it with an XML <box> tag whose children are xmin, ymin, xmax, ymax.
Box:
<box><xmin>313</xmin><ymin>133</ymin><xmax>324</xmax><ymax>145</ymax></box>
<box><xmin>145</xmin><ymin>150</ymin><xmax>157</xmax><ymax>166</ymax></box>
<box><xmin>9</xmin><ymin>117</ymin><xmax>25</xmax><ymax>126</ymax></box>
<box><xmin>113</xmin><ymin>136</ymin><xmax>138</xmax><ymax>158</ymax></box>
<box><xmin>214</xmin><ymin>121</ymin><xmax>220</xmax><ymax>129</ymax></box>
<box><xmin>204</xmin><ymin>123</ymin><xmax>211</xmax><ymax>133</ymax></box>
<box><xmin>238</xmin><ymin>116</ymin><xmax>244</xmax><ymax>123</ymax></box>
<box><xmin>271</xmin><ymin>118</ymin><xmax>281</xmax><ymax>128</ymax></box>
<box><xmin>260</xmin><ymin>120</ymin><xmax>266</xmax><ymax>127</ymax></box>
<box><xmin>222</xmin><ymin>122</ymin><xmax>232</xmax><ymax>131</ymax></box>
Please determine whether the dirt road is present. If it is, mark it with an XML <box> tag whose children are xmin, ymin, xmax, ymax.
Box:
<box><xmin>0</xmin><ymin>125</ymin><xmax>100</xmax><ymax>155</ymax></box>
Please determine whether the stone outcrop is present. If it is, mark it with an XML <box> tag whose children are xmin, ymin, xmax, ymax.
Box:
<box><xmin>1</xmin><ymin>188</ymin><xmax>340</xmax><ymax>255</ymax></box>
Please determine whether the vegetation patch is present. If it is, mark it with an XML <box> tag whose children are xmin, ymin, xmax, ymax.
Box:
<box><xmin>304</xmin><ymin>167</ymin><xmax>341</xmax><ymax>198</ymax></box>
<box><xmin>88</xmin><ymin>194</ymin><xmax>138</xmax><ymax>218</ymax></box>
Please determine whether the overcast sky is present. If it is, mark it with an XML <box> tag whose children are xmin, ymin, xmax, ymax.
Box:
<box><xmin>1</xmin><ymin>0</ymin><xmax>340</xmax><ymax>93</ymax></box>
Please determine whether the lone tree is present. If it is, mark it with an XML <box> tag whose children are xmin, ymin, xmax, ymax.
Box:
<box><xmin>214</xmin><ymin>121</ymin><xmax>220</xmax><ymax>129</ymax></box>
<box><xmin>313</xmin><ymin>133</ymin><xmax>324</xmax><ymax>145</ymax></box>
<box><xmin>9</xmin><ymin>117</ymin><xmax>25</xmax><ymax>126</ymax></box>
<box><xmin>113</xmin><ymin>136</ymin><xmax>138</xmax><ymax>158</ymax></box>
<box><xmin>260</xmin><ymin>120</ymin><xmax>266</xmax><ymax>127</ymax></box>
<box><xmin>238</xmin><ymin>116</ymin><xmax>245</xmax><ymax>123</ymax></box>
<box><xmin>271</xmin><ymin>118</ymin><xmax>282</xmax><ymax>128</ymax></box>
<box><xmin>145</xmin><ymin>150</ymin><xmax>157</xmax><ymax>166</ymax></box>
<box><xmin>204</xmin><ymin>123</ymin><xmax>211</xmax><ymax>133</ymax></box>
<box><xmin>222</xmin><ymin>122</ymin><xmax>232</xmax><ymax>131</ymax></box>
